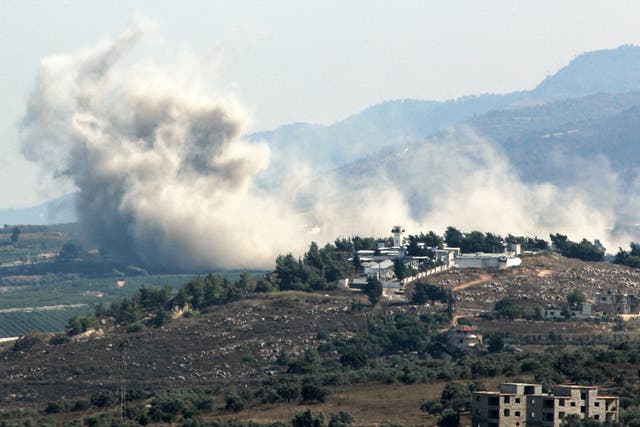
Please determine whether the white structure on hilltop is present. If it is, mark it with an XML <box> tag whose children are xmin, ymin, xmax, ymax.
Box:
<box><xmin>454</xmin><ymin>253</ymin><xmax>522</xmax><ymax>269</ymax></box>
<box><xmin>363</xmin><ymin>259</ymin><xmax>395</xmax><ymax>281</ymax></box>
<box><xmin>391</xmin><ymin>225</ymin><xmax>405</xmax><ymax>248</ymax></box>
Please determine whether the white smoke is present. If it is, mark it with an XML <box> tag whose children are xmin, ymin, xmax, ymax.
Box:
<box><xmin>20</xmin><ymin>23</ymin><xmax>630</xmax><ymax>270</ymax></box>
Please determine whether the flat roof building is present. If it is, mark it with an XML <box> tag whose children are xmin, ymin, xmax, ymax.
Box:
<box><xmin>472</xmin><ymin>383</ymin><xmax>618</xmax><ymax>427</ymax></box>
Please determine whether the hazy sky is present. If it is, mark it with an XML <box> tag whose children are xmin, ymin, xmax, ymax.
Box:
<box><xmin>2</xmin><ymin>0</ymin><xmax>640</xmax><ymax>208</ymax></box>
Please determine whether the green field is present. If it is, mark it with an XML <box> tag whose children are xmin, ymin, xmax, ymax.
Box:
<box><xmin>0</xmin><ymin>226</ymin><xmax>267</xmax><ymax>337</ymax></box>
<box><xmin>0</xmin><ymin>271</ymin><xmax>266</xmax><ymax>337</ymax></box>
<box><xmin>0</xmin><ymin>308</ymin><xmax>91</xmax><ymax>338</ymax></box>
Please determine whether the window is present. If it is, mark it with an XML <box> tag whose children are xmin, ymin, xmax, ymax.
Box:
<box><xmin>489</xmin><ymin>396</ymin><xmax>499</xmax><ymax>406</ymax></box>
<box><xmin>530</xmin><ymin>412</ymin><xmax>535</xmax><ymax>418</ymax></box>
<box><xmin>489</xmin><ymin>409</ymin><xmax>499</xmax><ymax>419</ymax></box>
<box><xmin>595</xmin><ymin>402</ymin><xmax>600</xmax><ymax>407</ymax></box>
<box><xmin>476</xmin><ymin>396</ymin><xmax>480</xmax><ymax>401</ymax></box>
<box><xmin>544</xmin><ymin>399</ymin><xmax>554</xmax><ymax>409</ymax></box>
<box><xmin>581</xmin><ymin>392</ymin><xmax>587</xmax><ymax>400</ymax></box>
<box><xmin>570</xmin><ymin>402</ymin><xmax>576</xmax><ymax>407</ymax></box>
<box><xmin>546</xmin><ymin>413</ymin><xmax>554</xmax><ymax>422</ymax></box>
<box><xmin>515</xmin><ymin>397</ymin><xmax>521</xmax><ymax>403</ymax></box>
<box><xmin>559</xmin><ymin>412</ymin><xmax>565</xmax><ymax>419</ymax></box>
<box><xmin>595</xmin><ymin>415</ymin><xmax>600</xmax><ymax>420</ymax></box>
<box><xmin>559</xmin><ymin>398</ymin><xmax>565</xmax><ymax>406</ymax></box>
<box><xmin>515</xmin><ymin>411</ymin><xmax>521</xmax><ymax>417</ymax></box>
<box><xmin>504</xmin><ymin>409</ymin><xmax>510</xmax><ymax>417</ymax></box>
<box><xmin>581</xmin><ymin>406</ymin><xmax>586</xmax><ymax>413</ymax></box>
<box><xmin>504</xmin><ymin>396</ymin><xmax>510</xmax><ymax>404</ymax></box>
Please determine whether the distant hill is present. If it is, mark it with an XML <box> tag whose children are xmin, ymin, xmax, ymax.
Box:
<box><xmin>252</xmin><ymin>45</ymin><xmax>640</xmax><ymax>184</ymax></box>
<box><xmin>533</xmin><ymin>45</ymin><xmax>640</xmax><ymax>100</ymax></box>
<box><xmin>0</xmin><ymin>193</ymin><xmax>76</xmax><ymax>226</ymax></box>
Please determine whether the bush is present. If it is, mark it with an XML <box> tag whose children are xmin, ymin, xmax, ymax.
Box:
<box><xmin>292</xmin><ymin>409</ymin><xmax>324</xmax><ymax>427</ymax></box>
<box><xmin>254</xmin><ymin>280</ymin><xmax>275</xmax><ymax>293</ymax></box>
<box><xmin>90</xmin><ymin>392</ymin><xmax>114</xmax><ymax>408</ymax></box>
<box><xmin>50</xmin><ymin>334</ymin><xmax>71</xmax><ymax>345</ymax></box>
<box><xmin>438</xmin><ymin>410</ymin><xmax>460</xmax><ymax>427</ymax></box>
<box><xmin>153</xmin><ymin>310</ymin><xmax>172</xmax><ymax>327</ymax></box>
<box><xmin>183</xmin><ymin>309</ymin><xmax>200</xmax><ymax>318</ymax></box>
<box><xmin>328</xmin><ymin>411</ymin><xmax>354</xmax><ymax>427</ymax></box>
<box><xmin>225</xmin><ymin>392</ymin><xmax>247</xmax><ymax>413</ymax></box>
<box><xmin>363</xmin><ymin>277</ymin><xmax>383</xmax><ymax>306</ymax></box>
<box><xmin>126</xmin><ymin>322</ymin><xmax>145</xmax><ymax>333</ymax></box>
<box><xmin>44</xmin><ymin>401</ymin><xmax>66</xmax><ymax>414</ymax></box>
<box><xmin>71</xmin><ymin>399</ymin><xmax>90</xmax><ymax>412</ymax></box>
<box><xmin>301</xmin><ymin>378</ymin><xmax>327</xmax><ymax>403</ymax></box>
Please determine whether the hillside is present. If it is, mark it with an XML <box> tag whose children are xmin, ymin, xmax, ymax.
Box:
<box><xmin>2</xmin><ymin>254</ymin><xmax>640</xmax><ymax>425</ymax></box>
<box><xmin>252</xmin><ymin>45</ymin><xmax>640</xmax><ymax>186</ymax></box>
<box><xmin>0</xmin><ymin>194</ymin><xmax>75</xmax><ymax>227</ymax></box>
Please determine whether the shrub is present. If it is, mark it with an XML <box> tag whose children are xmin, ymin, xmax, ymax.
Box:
<box><xmin>328</xmin><ymin>411</ymin><xmax>354</xmax><ymax>427</ymax></box>
<box><xmin>292</xmin><ymin>409</ymin><xmax>324</xmax><ymax>427</ymax></box>
<box><xmin>225</xmin><ymin>392</ymin><xmax>247</xmax><ymax>413</ymax></box>
<box><xmin>301</xmin><ymin>378</ymin><xmax>327</xmax><ymax>403</ymax></box>
<box><xmin>126</xmin><ymin>322</ymin><xmax>145</xmax><ymax>333</ymax></box>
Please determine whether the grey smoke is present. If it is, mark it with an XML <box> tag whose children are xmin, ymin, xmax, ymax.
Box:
<box><xmin>20</xmin><ymin>23</ymin><xmax>632</xmax><ymax>270</ymax></box>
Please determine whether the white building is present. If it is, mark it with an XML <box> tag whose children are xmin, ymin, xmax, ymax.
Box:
<box><xmin>454</xmin><ymin>253</ymin><xmax>521</xmax><ymax>269</ymax></box>
<box><xmin>363</xmin><ymin>259</ymin><xmax>395</xmax><ymax>281</ymax></box>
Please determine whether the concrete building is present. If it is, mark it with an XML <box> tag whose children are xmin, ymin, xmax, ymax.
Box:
<box><xmin>454</xmin><ymin>253</ymin><xmax>522</xmax><ymax>269</ymax></box>
<box><xmin>595</xmin><ymin>290</ymin><xmax>640</xmax><ymax>314</ymax></box>
<box><xmin>472</xmin><ymin>383</ymin><xmax>618</xmax><ymax>427</ymax></box>
<box><xmin>363</xmin><ymin>259</ymin><xmax>395</xmax><ymax>281</ymax></box>
<box><xmin>473</xmin><ymin>383</ymin><xmax>538</xmax><ymax>427</ymax></box>
<box><xmin>544</xmin><ymin>303</ymin><xmax>591</xmax><ymax>320</ymax></box>
<box><xmin>434</xmin><ymin>247</ymin><xmax>459</xmax><ymax>266</ymax></box>
<box><xmin>447</xmin><ymin>325</ymin><xmax>483</xmax><ymax>350</ymax></box>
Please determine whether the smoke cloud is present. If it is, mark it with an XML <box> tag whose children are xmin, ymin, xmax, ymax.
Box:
<box><xmin>20</xmin><ymin>23</ymin><xmax>633</xmax><ymax>270</ymax></box>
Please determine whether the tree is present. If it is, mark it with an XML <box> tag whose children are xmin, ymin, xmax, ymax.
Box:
<box><xmin>59</xmin><ymin>240</ymin><xmax>83</xmax><ymax>259</ymax></box>
<box><xmin>10</xmin><ymin>227</ymin><xmax>20</xmax><ymax>244</ymax></box>
<box><xmin>301</xmin><ymin>377</ymin><xmax>327</xmax><ymax>403</ymax></box>
<box><xmin>352</xmin><ymin>253</ymin><xmax>363</xmax><ymax>272</ymax></box>
<box><xmin>550</xmin><ymin>234</ymin><xmax>604</xmax><ymax>262</ymax></box>
<box><xmin>494</xmin><ymin>298</ymin><xmax>523</xmax><ymax>320</ymax></box>
<box><xmin>412</xmin><ymin>282</ymin><xmax>448</xmax><ymax>305</ymax></box>
<box><xmin>444</xmin><ymin>226</ymin><xmax>463</xmax><ymax>248</ymax></box>
<box><xmin>550</xmin><ymin>233</ymin><xmax>569</xmax><ymax>251</ymax></box>
<box><xmin>566</xmin><ymin>289</ymin><xmax>586</xmax><ymax>307</ymax></box>
<box><xmin>440</xmin><ymin>383</ymin><xmax>469</xmax><ymax>411</ymax></box>
<box><xmin>363</xmin><ymin>277</ymin><xmax>383</xmax><ymax>306</ymax></box>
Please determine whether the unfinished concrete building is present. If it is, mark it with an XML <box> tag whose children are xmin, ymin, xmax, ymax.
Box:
<box><xmin>595</xmin><ymin>290</ymin><xmax>640</xmax><ymax>314</ymax></box>
<box><xmin>472</xmin><ymin>383</ymin><xmax>618</xmax><ymax>427</ymax></box>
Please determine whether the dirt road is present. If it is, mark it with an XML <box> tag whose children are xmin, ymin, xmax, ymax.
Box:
<box><xmin>451</xmin><ymin>273</ymin><xmax>492</xmax><ymax>291</ymax></box>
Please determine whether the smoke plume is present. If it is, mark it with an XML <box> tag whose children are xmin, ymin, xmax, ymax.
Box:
<box><xmin>20</xmin><ymin>23</ymin><xmax>632</xmax><ymax>270</ymax></box>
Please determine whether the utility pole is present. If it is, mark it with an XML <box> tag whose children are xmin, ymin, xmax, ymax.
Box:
<box><xmin>116</xmin><ymin>340</ymin><xmax>128</xmax><ymax>421</ymax></box>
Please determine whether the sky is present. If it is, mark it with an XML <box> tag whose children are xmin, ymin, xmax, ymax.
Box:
<box><xmin>2</xmin><ymin>0</ymin><xmax>640</xmax><ymax>209</ymax></box>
